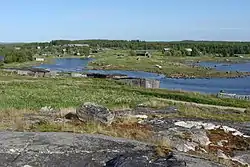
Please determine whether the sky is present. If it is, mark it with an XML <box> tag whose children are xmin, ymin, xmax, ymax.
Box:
<box><xmin>0</xmin><ymin>0</ymin><xmax>250</xmax><ymax>42</ymax></box>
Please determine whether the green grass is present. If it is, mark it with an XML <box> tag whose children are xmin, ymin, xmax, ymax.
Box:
<box><xmin>178</xmin><ymin>104</ymin><xmax>250</xmax><ymax>122</ymax></box>
<box><xmin>140</xmin><ymin>98</ymin><xmax>250</xmax><ymax>122</ymax></box>
<box><xmin>131</xmin><ymin>88</ymin><xmax>250</xmax><ymax>108</ymax></box>
<box><xmin>0</xmin><ymin>77</ymin><xmax>150</xmax><ymax>109</ymax></box>
<box><xmin>89</xmin><ymin>50</ymin><xmax>250</xmax><ymax>78</ymax></box>
<box><xmin>1</xmin><ymin>54</ymin><xmax>83</xmax><ymax>68</ymax></box>
<box><xmin>2</xmin><ymin>58</ymin><xmax>54</xmax><ymax>68</ymax></box>
<box><xmin>0</xmin><ymin>73</ymin><xmax>249</xmax><ymax>110</ymax></box>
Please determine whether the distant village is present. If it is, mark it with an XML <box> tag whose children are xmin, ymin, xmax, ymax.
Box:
<box><xmin>0</xmin><ymin>41</ymin><xmax>197</xmax><ymax>64</ymax></box>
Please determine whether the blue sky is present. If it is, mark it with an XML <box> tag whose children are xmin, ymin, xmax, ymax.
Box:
<box><xmin>0</xmin><ymin>0</ymin><xmax>249</xmax><ymax>42</ymax></box>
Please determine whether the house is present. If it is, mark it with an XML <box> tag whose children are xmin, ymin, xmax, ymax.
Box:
<box><xmin>135</xmin><ymin>50</ymin><xmax>152</xmax><ymax>57</ymax></box>
<box><xmin>74</xmin><ymin>44</ymin><xmax>89</xmax><ymax>47</ymax></box>
<box><xmin>163</xmin><ymin>48</ymin><xmax>171</xmax><ymax>52</ymax></box>
<box><xmin>162</xmin><ymin>48</ymin><xmax>171</xmax><ymax>54</ymax></box>
<box><xmin>65</xmin><ymin>44</ymin><xmax>90</xmax><ymax>47</ymax></box>
<box><xmin>15</xmin><ymin>47</ymin><xmax>21</xmax><ymax>50</ymax></box>
<box><xmin>217</xmin><ymin>92</ymin><xmax>250</xmax><ymax>101</ymax></box>
<box><xmin>17</xmin><ymin>68</ymin><xmax>50</xmax><ymax>77</ymax></box>
<box><xmin>35</xmin><ymin>58</ymin><xmax>45</xmax><ymax>62</ymax></box>
<box><xmin>29</xmin><ymin>68</ymin><xmax>50</xmax><ymax>77</ymax></box>
<box><xmin>71</xmin><ymin>73</ymin><xmax>87</xmax><ymax>78</ymax></box>
<box><xmin>17</xmin><ymin>70</ymin><xmax>33</xmax><ymax>76</ymax></box>
<box><xmin>37</xmin><ymin>46</ymin><xmax>41</xmax><ymax>49</ymax></box>
<box><xmin>185</xmin><ymin>48</ymin><xmax>193</xmax><ymax>52</ymax></box>
<box><xmin>118</xmin><ymin>78</ymin><xmax>160</xmax><ymax>89</ymax></box>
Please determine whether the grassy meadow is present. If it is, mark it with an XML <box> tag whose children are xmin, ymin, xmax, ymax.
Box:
<box><xmin>0</xmin><ymin>72</ymin><xmax>250</xmax><ymax>120</ymax></box>
<box><xmin>0</xmin><ymin>72</ymin><xmax>249</xmax><ymax>154</ymax></box>
<box><xmin>88</xmin><ymin>50</ymin><xmax>250</xmax><ymax>78</ymax></box>
<box><xmin>1</xmin><ymin>72</ymin><xmax>250</xmax><ymax>110</ymax></box>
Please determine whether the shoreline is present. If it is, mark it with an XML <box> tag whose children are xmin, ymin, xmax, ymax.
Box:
<box><xmin>3</xmin><ymin>55</ymin><xmax>250</xmax><ymax>79</ymax></box>
<box><xmin>2</xmin><ymin>66</ymin><xmax>250</xmax><ymax>80</ymax></box>
<box><xmin>89</xmin><ymin>66</ymin><xmax>250</xmax><ymax>79</ymax></box>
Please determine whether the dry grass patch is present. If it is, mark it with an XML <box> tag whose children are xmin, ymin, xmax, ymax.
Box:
<box><xmin>31</xmin><ymin>119</ymin><xmax>154</xmax><ymax>142</ymax></box>
<box><xmin>140</xmin><ymin>98</ymin><xmax>172</xmax><ymax>109</ymax></box>
<box><xmin>178</xmin><ymin>104</ymin><xmax>250</xmax><ymax>122</ymax></box>
<box><xmin>153</xmin><ymin>138</ymin><xmax>172</xmax><ymax>157</ymax></box>
<box><xmin>0</xmin><ymin>109</ymin><xmax>36</xmax><ymax>131</ymax></box>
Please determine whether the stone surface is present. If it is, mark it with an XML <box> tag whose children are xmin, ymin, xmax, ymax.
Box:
<box><xmin>158</xmin><ymin>128</ymin><xmax>210</xmax><ymax>153</ymax></box>
<box><xmin>39</xmin><ymin>106</ymin><xmax>55</xmax><ymax>114</ymax></box>
<box><xmin>232</xmin><ymin>151</ymin><xmax>250</xmax><ymax>167</ymax></box>
<box><xmin>174</xmin><ymin>121</ymin><xmax>250</xmax><ymax>138</ymax></box>
<box><xmin>76</xmin><ymin>102</ymin><xmax>115</xmax><ymax>125</ymax></box>
<box><xmin>191</xmin><ymin>130</ymin><xmax>211</xmax><ymax>146</ymax></box>
<box><xmin>217</xmin><ymin>149</ymin><xmax>230</xmax><ymax>160</ymax></box>
<box><xmin>134</xmin><ymin>106</ymin><xmax>179</xmax><ymax>115</ymax></box>
<box><xmin>0</xmin><ymin>132</ymin><xmax>226</xmax><ymax>167</ymax></box>
<box><xmin>144</xmin><ymin>117</ymin><xmax>250</xmax><ymax>166</ymax></box>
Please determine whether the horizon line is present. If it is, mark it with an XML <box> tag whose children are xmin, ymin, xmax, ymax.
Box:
<box><xmin>1</xmin><ymin>39</ymin><xmax>250</xmax><ymax>44</ymax></box>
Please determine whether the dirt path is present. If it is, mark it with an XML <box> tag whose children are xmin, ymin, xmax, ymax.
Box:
<box><xmin>165</xmin><ymin>99</ymin><xmax>246</xmax><ymax>112</ymax></box>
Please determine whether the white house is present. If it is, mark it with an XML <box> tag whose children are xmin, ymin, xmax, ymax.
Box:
<box><xmin>66</xmin><ymin>44</ymin><xmax>89</xmax><ymax>47</ymax></box>
<box><xmin>163</xmin><ymin>48</ymin><xmax>171</xmax><ymax>51</ymax></box>
<box><xmin>185</xmin><ymin>48</ymin><xmax>193</xmax><ymax>52</ymax></box>
<box><xmin>35</xmin><ymin>58</ymin><xmax>45</xmax><ymax>62</ymax></box>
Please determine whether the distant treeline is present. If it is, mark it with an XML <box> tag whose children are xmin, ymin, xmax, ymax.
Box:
<box><xmin>0</xmin><ymin>47</ymin><xmax>33</xmax><ymax>64</ymax></box>
<box><xmin>1</xmin><ymin>40</ymin><xmax>250</xmax><ymax>65</ymax></box>
<box><xmin>48</xmin><ymin>40</ymin><xmax>250</xmax><ymax>56</ymax></box>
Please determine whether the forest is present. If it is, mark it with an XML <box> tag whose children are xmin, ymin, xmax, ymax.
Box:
<box><xmin>0</xmin><ymin>47</ymin><xmax>33</xmax><ymax>64</ymax></box>
<box><xmin>50</xmin><ymin>40</ymin><xmax>250</xmax><ymax>56</ymax></box>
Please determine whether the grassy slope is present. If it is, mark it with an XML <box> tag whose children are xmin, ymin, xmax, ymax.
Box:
<box><xmin>2</xmin><ymin>55</ymin><xmax>82</xmax><ymax>68</ymax></box>
<box><xmin>0</xmin><ymin>73</ymin><xmax>250</xmax><ymax>123</ymax></box>
<box><xmin>0</xmin><ymin>72</ymin><xmax>250</xmax><ymax>109</ymax></box>
<box><xmin>89</xmin><ymin>50</ymin><xmax>250</xmax><ymax>78</ymax></box>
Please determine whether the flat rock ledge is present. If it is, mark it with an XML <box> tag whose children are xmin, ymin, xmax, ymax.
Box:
<box><xmin>0</xmin><ymin>132</ymin><xmax>226</xmax><ymax>167</ymax></box>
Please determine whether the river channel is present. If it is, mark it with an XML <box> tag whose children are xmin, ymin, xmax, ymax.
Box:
<box><xmin>34</xmin><ymin>58</ymin><xmax>250</xmax><ymax>95</ymax></box>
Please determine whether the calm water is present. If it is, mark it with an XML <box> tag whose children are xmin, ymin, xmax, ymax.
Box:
<box><xmin>160</xmin><ymin>77</ymin><xmax>250</xmax><ymax>94</ymax></box>
<box><xmin>35</xmin><ymin>58</ymin><xmax>164</xmax><ymax>79</ymax></box>
<box><xmin>34</xmin><ymin>58</ymin><xmax>250</xmax><ymax>95</ymax></box>
<box><xmin>198</xmin><ymin>62</ymin><xmax>250</xmax><ymax>72</ymax></box>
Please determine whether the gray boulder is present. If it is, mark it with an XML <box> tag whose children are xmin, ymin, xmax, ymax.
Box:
<box><xmin>76</xmin><ymin>102</ymin><xmax>114</xmax><ymax>125</ymax></box>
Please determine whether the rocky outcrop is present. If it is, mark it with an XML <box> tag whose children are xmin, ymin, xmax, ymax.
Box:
<box><xmin>8</xmin><ymin>104</ymin><xmax>249</xmax><ymax>166</ymax></box>
<box><xmin>144</xmin><ymin>117</ymin><xmax>250</xmax><ymax>166</ymax></box>
<box><xmin>76</xmin><ymin>102</ymin><xmax>115</xmax><ymax>125</ymax></box>
<box><xmin>0</xmin><ymin>132</ymin><xmax>226</xmax><ymax>167</ymax></box>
